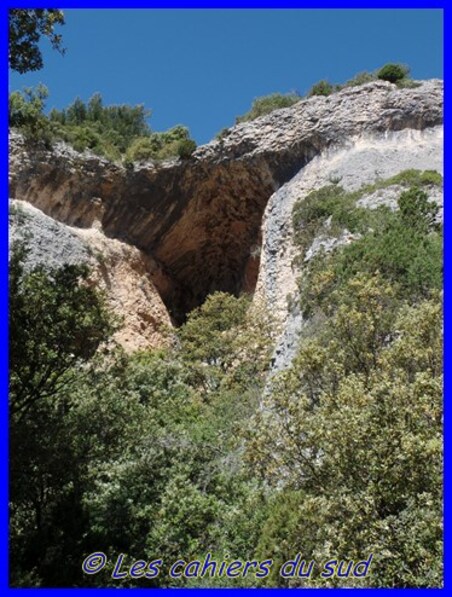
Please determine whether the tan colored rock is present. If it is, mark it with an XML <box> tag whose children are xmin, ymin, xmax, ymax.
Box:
<box><xmin>9</xmin><ymin>200</ymin><xmax>173</xmax><ymax>353</ymax></box>
<box><xmin>74</xmin><ymin>227</ymin><xmax>173</xmax><ymax>352</ymax></box>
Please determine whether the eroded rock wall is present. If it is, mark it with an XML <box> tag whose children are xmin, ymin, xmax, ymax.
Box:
<box><xmin>9</xmin><ymin>80</ymin><xmax>442</xmax><ymax>321</ymax></box>
<box><xmin>8</xmin><ymin>79</ymin><xmax>443</xmax><ymax>353</ymax></box>
<box><xmin>9</xmin><ymin>200</ymin><xmax>172</xmax><ymax>352</ymax></box>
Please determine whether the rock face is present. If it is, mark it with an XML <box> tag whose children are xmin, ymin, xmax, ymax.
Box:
<box><xmin>9</xmin><ymin>200</ymin><xmax>172</xmax><ymax>352</ymax></box>
<box><xmin>9</xmin><ymin>79</ymin><xmax>443</xmax><ymax>358</ymax></box>
<box><xmin>257</xmin><ymin>126</ymin><xmax>443</xmax><ymax>372</ymax></box>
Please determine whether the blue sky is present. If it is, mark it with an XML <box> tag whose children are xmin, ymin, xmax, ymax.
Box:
<box><xmin>9</xmin><ymin>9</ymin><xmax>443</xmax><ymax>144</ymax></box>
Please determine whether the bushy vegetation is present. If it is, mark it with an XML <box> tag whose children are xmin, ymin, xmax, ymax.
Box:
<box><xmin>9</xmin><ymin>84</ymin><xmax>53</xmax><ymax>146</ymax></box>
<box><xmin>124</xmin><ymin>126</ymin><xmax>196</xmax><ymax>163</ymax></box>
<box><xmin>377</xmin><ymin>63</ymin><xmax>410</xmax><ymax>84</ymax></box>
<box><xmin>292</xmin><ymin>173</ymin><xmax>442</xmax><ymax>310</ymax></box>
<box><xmin>306</xmin><ymin>63</ymin><xmax>414</xmax><ymax>98</ymax></box>
<box><xmin>343</xmin><ymin>70</ymin><xmax>376</xmax><ymax>87</ymax></box>
<box><xmin>383</xmin><ymin>168</ymin><xmax>443</xmax><ymax>187</ymax></box>
<box><xmin>292</xmin><ymin>169</ymin><xmax>442</xmax><ymax>254</ymax></box>
<box><xmin>241</xmin><ymin>175</ymin><xmax>443</xmax><ymax>587</ymax></box>
<box><xmin>9</xmin><ymin>87</ymin><xmax>197</xmax><ymax>163</ymax></box>
<box><xmin>248</xmin><ymin>279</ymin><xmax>442</xmax><ymax>587</ymax></box>
<box><xmin>9</xmin><ymin>254</ymin><xmax>275</xmax><ymax>587</ymax></box>
<box><xmin>307</xmin><ymin>80</ymin><xmax>335</xmax><ymax>97</ymax></box>
<box><xmin>292</xmin><ymin>184</ymin><xmax>370</xmax><ymax>250</ymax></box>
<box><xmin>48</xmin><ymin>93</ymin><xmax>151</xmax><ymax>159</ymax></box>
<box><xmin>235</xmin><ymin>92</ymin><xmax>301</xmax><ymax>124</ymax></box>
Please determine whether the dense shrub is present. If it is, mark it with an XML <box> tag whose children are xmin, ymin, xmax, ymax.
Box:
<box><xmin>10</xmin><ymin>270</ymin><xmax>274</xmax><ymax>587</ymax></box>
<box><xmin>9</xmin><ymin>243</ymin><xmax>117</xmax><ymax>418</ymax></box>
<box><xmin>377</xmin><ymin>63</ymin><xmax>410</xmax><ymax>83</ymax></box>
<box><xmin>252</xmin><ymin>175</ymin><xmax>442</xmax><ymax>587</ymax></box>
<box><xmin>344</xmin><ymin>70</ymin><xmax>376</xmax><ymax>87</ymax></box>
<box><xmin>124</xmin><ymin>126</ymin><xmax>196</xmax><ymax>162</ymax></box>
<box><xmin>236</xmin><ymin>92</ymin><xmax>301</xmax><ymax>123</ymax></box>
<box><xmin>294</xmin><ymin>182</ymin><xmax>442</xmax><ymax>317</ymax></box>
<box><xmin>387</xmin><ymin>168</ymin><xmax>443</xmax><ymax>187</ymax></box>
<box><xmin>292</xmin><ymin>170</ymin><xmax>442</xmax><ymax>256</ymax></box>
<box><xmin>48</xmin><ymin>94</ymin><xmax>152</xmax><ymax>156</ymax></box>
<box><xmin>176</xmin><ymin>138</ymin><xmax>196</xmax><ymax>159</ymax></box>
<box><xmin>124</xmin><ymin>135</ymin><xmax>155</xmax><ymax>162</ymax></box>
<box><xmin>247</xmin><ymin>279</ymin><xmax>442</xmax><ymax>587</ymax></box>
<box><xmin>398</xmin><ymin>185</ymin><xmax>440</xmax><ymax>233</ymax></box>
<box><xmin>9</xmin><ymin>84</ymin><xmax>52</xmax><ymax>144</ymax></box>
<box><xmin>307</xmin><ymin>79</ymin><xmax>334</xmax><ymax>97</ymax></box>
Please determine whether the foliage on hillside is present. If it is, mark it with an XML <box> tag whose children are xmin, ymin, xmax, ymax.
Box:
<box><xmin>243</xmin><ymin>171</ymin><xmax>443</xmax><ymax>587</ymax></box>
<box><xmin>248</xmin><ymin>280</ymin><xmax>442</xmax><ymax>587</ymax></box>
<box><xmin>306</xmin><ymin>62</ymin><xmax>415</xmax><ymax>98</ymax></box>
<box><xmin>292</xmin><ymin>172</ymin><xmax>443</xmax><ymax>315</ymax></box>
<box><xmin>9</xmin><ymin>87</ymin><xmax>197</xmax><ymax>163</ymax></box>
<box><xmin>9</xmin><ymin>263</ymin><xmax>275</xmax><ymax>587</ymax></box>
<box><xmin>292</xmin><ymin>169</ymin><xmax>442</xmax><ymax>254</ymax></box>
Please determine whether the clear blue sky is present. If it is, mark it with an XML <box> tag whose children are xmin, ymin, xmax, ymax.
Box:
<box><xmin>9</xmin><ymin>9</ymin><xmax>443</xmax><ymax>144</ymax></box>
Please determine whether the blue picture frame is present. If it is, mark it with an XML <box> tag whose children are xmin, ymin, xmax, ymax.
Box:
<box><xmin>2</xmin><ymin>2</ymin><xmax>447</xmax><ymax>593</ymax></box>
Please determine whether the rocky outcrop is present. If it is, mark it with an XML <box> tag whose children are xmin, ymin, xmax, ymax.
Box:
<box><xmin>9</xmin><ymin>200</ymin><xmax>172</xmax><ymax>352</ymax></box>
<box><xmin>9</xmin><ymin>79</ymin><xmax>443</xmax><ymax>357</ymax></box>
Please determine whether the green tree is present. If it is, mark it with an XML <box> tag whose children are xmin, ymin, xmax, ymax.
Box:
<box><xmin>345</xmin><ymin>71</ymin><xmax>376</xmax><ymax>87</ymax></box>
<box><xmin>377</xmin><ymin>63</ymin><xmax>410</xmax><ymax>84</ymax></box>
<box><xmin>11</xmin><ymin>87</ymin><xmax>198</xmax><ymax>162</ymax></box>
<box><xmin>9</xmin><ymin>278</ymin><xmax>273</xmax><ymax>587</ymax></box>
<box><xmin>9</xmin><ymin>9</ymin><xmax>65</xmax><ymax>73</ymax></box>
<box><xmin>9</xmin><ymin>84</ymin><xmax>51</xmax><ymax>142</ymax></box>
<box><xmin>398</xmin><ymin>186</ymin><xmax>439</xmax><ymax>233</ymax></box>
<box><xmin>176</xmin><ymin>138</ymin><xmax>197</xmax><ymax>159</ymax></box>
<box><xmin>124</xmin><ymin>136</ymin><xmax>157</xmax><ymax>162</ymax></box>
<box><xmin>9</xmin><ymin>242</ymin><xmax>116</xmax><ymax>419</ymax></box>
<box><xmin>296</xmin><ymin>183</ymin><xmax>442</xmax><ymax>316</ymax></box>
<box><xmin>87</xmin><ymin>92</ymin><xmax>104</xmax><ymax>122</ymax></box>
<box><xmin>9</xmin><ymin>243</ymin><xmax>119</xmax><ymax>586</ymax></box>
<box><xmin>66</xmin><ymin>97</ymin><xmax>88</xmax><ymax>125</ymax></box>
<box><xmin>178</xmin><ymin>292</ymin><xmax>250</xmax><ymax>370</ymax></box>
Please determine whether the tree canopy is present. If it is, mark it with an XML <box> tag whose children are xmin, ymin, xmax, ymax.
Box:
<box><xmin>9</xmin><ymin>9</ymin><xmax>65</xmax><ymax>73</ymax></box>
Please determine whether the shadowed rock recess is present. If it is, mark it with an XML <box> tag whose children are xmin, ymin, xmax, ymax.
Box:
<box><xmin>9</xmin><ymin>79</ymin><xmax>443</xmax><ymax>350</ymax></box>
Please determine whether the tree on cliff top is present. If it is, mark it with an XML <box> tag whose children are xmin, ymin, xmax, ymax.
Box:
<box><xmin>377</xmin><ymin>63</ymin><xmax>410</xmax><ymax>84</ymax></box>
<box><xmin>9</xmin><ymin>9</ymin><xmax>65</xmax><ymax>73</ymax></box>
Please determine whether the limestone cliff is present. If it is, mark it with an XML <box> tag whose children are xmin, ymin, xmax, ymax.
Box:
<box><xmin>9</xmin><ymin>79</ymin><xmax>443</xmax><ymax>359</ymax></box>
<box><xmin>258</xmin><ymin>125</ymin><xmax>443</xmax><ymax>371</ymax></box>
<box><xmin>9</xmin><ymin>200</ymin><xmax>172</xmax><ymax>352</ymax></box>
